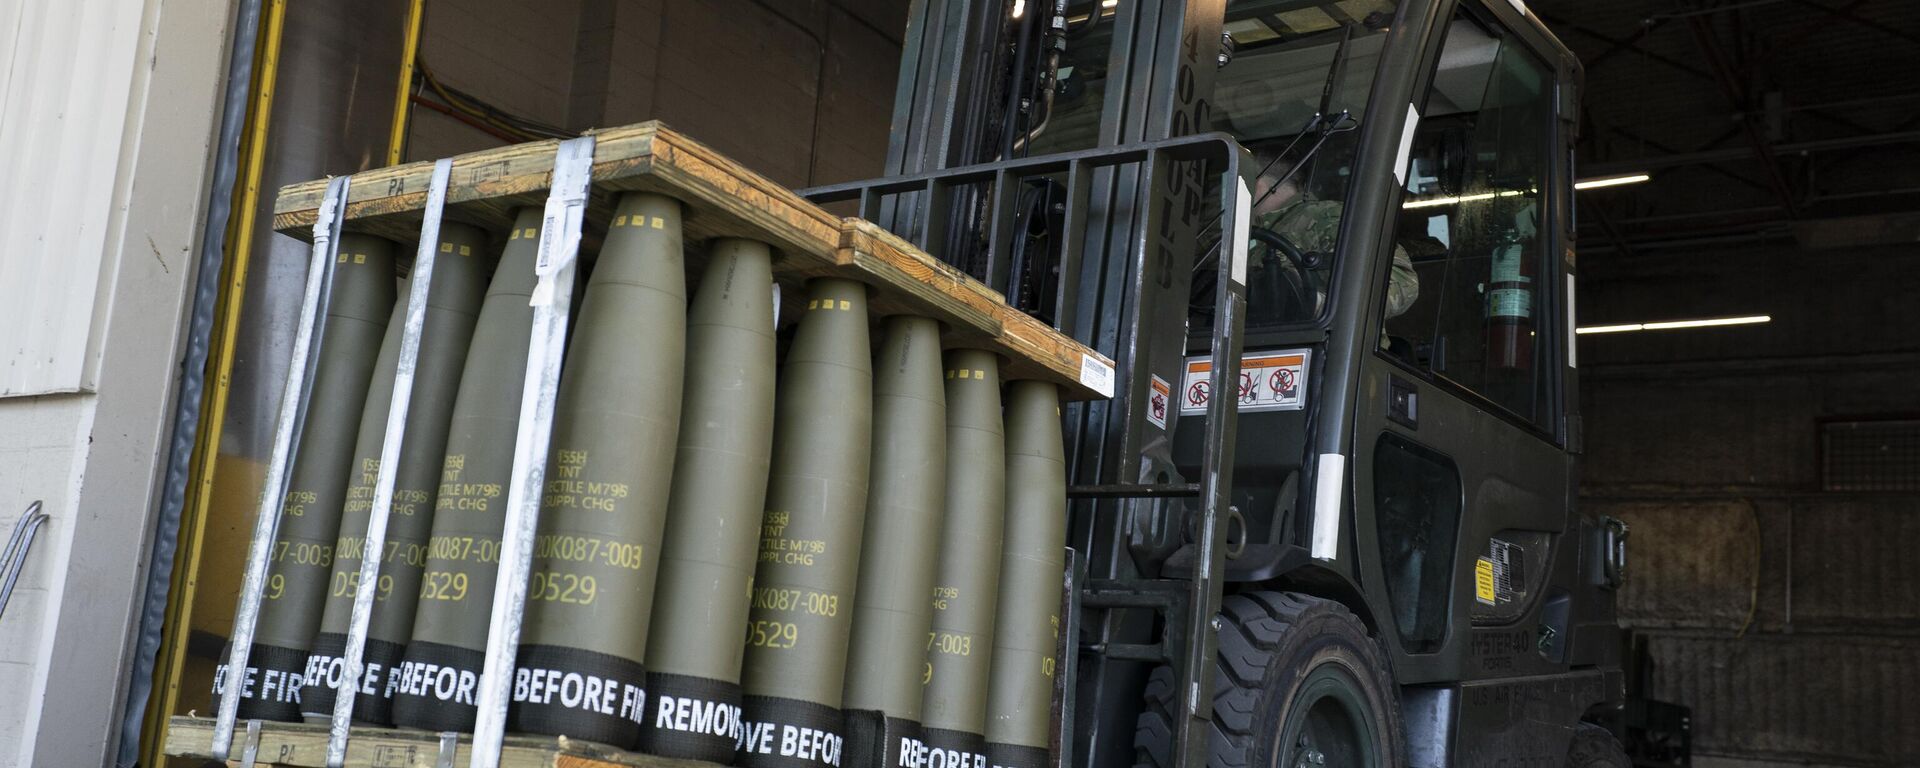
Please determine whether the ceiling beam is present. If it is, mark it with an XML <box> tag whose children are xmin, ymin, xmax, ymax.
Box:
<box><xmin>1583</xmin><ymin>18</ymin><xmax>1668</xmax><ymax>71</ymax></box>
<box><xmin>1595</xmin><ymin>124</ymin><xmax>1770</xmax><ymax>192</ymax></box>
<box><xmin>1581</xmin><ymin>197</ymin><xmax>1638</xmax><ymax>259</ymax></box>
<box><xmin>1586</xmin><ymin>130</ymin><xmax>1920</xmax><ymax>175</ymax></box>
<box><xmin>1794</xmin><ymin>0</ymin><xmax>1920</xmax><ymax>48</ymax></box>
<box><xmin>1687</xmin><ymin>15</ymin><xmax>1801</xmax><ymax>217</ymax></box>
<box><xmin>1536</xmin><ymin>13</ymin><xmax>1717</xmax><ymax>83</ymax></box>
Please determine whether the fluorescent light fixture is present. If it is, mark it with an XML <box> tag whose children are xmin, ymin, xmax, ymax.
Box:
<box><xmin>1576</xmin><ymin>314</ymin><xmax>1770</xmax><ymax>335</ymax></box>
<box><xmin>1574</xmin><ymin>173</ymin><xmax>1650</xmax><ymax>190</ymax></box>
<box><xmin>1402</xmin><ymin>176</ymin><xmax>1646</xmax><ymax>209</ymax></box>
<box><xmin>1402</xmin><ymin>191</ymin><xmax>1499</xmax><ymax>209</ymax></box>
<box><xmin>1012</xmin><ymin>0</ymin><xmax>1025</xmax><ymax>16</ymax></box>
<box><xmin>1101</xmin><ymin>0</ymin><xmax>1117</xmax><ymax>6</ymax></box>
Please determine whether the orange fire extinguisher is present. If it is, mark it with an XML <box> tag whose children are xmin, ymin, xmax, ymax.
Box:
<box><xmin>1487</xmin><ymin>228</ymin><xmax>1533</xmax><ymax>370</ymax></box>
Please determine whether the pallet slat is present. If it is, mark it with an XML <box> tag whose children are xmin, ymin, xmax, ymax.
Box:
<box><xmin>271</xmin><ymin>122</ymin><xmax>1112</xmax><ymax>400</ymax></box>
<box><xmin>165</xmin><ymin>716</ymin><xmax>719</xmax><ymax>768</ymax></box>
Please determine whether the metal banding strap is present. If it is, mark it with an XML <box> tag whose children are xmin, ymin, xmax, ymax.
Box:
<box><xmin>324</xmin><ymin>157</ymin><xmax>456</xmax><ymax>767</ymax></box>
<box><xmin>470</xmin><ymin>134</ymin><xmax>597</xmax><ymax>768</ymax></box>
<box><xmin>238</xmin><ymin>720</ymin><xmax>262</xmax><ymax>768</ymax></box>
<box><xmin>212</xmin><ymin>174</ymin><xmax>352</xmax><ymax>759</ymax></box>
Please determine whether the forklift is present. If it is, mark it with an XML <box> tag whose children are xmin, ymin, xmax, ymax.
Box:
<box><xmin>803</xmin><ymin>0</ymin><xmax>1634</xmax><ymax>765</ymax></box>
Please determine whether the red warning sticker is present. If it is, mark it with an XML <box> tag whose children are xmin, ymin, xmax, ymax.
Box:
<box><xmin>1179</xmin><ymin>349</ymin><xmax>1312</xmax><ymax>415</ymax></box>
<box><xmin>1147</xmin><ymin>375</ymin><xmax>1170</xmax><ymax>430</ymax></box>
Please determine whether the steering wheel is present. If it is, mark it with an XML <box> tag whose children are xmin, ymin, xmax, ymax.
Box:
<box><xmin>1249</xmin><ymin>226</ymin><xmax>1317</xmax><ymax>316</ymax></box>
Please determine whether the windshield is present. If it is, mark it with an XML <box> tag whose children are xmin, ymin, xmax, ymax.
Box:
<box><xmin>1195</xmin><ymin>0</ymin><xmax>1400</xmax><ymax>331</ymax></box>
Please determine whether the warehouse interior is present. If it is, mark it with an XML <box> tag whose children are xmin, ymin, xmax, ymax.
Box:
<box><xmin>0</xmin><ymin>0</ymin><xmax>1915</xmax><ymax>766</ymax></box>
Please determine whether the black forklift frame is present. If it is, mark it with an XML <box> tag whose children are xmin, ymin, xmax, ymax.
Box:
<box><xmin>807</xmin><ymin>131</ymin><xmax>1255</xmax><ymax>768</ymax></box>
<box><xmin>805</xmin><ymin>1</ymin><xmax>1597</xmax><ymax>766</ymax></box>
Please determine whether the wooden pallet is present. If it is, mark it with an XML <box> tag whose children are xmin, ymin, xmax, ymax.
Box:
<box><xmin>165</xmin><ymin>716</ymin><xmax>720</xmax><ymax>768</ymax></box>
<box><xmin>272</xmin><ymin>122</ymin><xmax>1112</xmax><ymax>400</ymax></box>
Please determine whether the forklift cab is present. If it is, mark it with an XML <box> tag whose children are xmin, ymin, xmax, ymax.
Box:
<box><xmin>1165</xmin><ymin>1</ymin><xmax>1623</xmax><ymax>762</ymax></box>
<box><xmin>1175</xmin><ymin>0</ymin><xmax>1596</xmax><ymax>645</ymax></box>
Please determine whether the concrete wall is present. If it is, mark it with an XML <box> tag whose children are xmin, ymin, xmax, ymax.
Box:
<box><xmin>406</xmin><ymin>0</ymin><xmax>907</xmax><ymax>188</ymax></box>
<box><xmin>0</xmin><ymin>0</ymin><xmax>231</xmax><ymax>763</ymax></box>
<box><xmin>1578</xmin><ymin>239</ymin><xmax>1920</xmax><ymax>767</ymax></box>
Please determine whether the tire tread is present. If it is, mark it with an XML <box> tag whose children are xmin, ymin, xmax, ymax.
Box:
<box><xmin>1133</xmin><ymin>591</ymin><xmax>1400</xmax><ymax>768</ymax></box>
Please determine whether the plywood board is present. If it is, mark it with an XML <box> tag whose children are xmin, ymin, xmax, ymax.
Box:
<box><xmin>270</xmin><ymin>122</ymin><xmax>1111</xmax><ymax>399</ymax></box>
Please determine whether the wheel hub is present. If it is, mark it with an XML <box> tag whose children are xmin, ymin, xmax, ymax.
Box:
<box><xmin>1291</xmin><ymin>738</ymin><xmax>1326</xmax><ymax>768</ymax></box>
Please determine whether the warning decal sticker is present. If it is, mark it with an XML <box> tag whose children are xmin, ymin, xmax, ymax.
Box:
<box><xmin>1488</xmin><ymin>538</ymin><xmax>1522</xmax><ymax>605</ymax></box>
<box><xmin>1179</xmin><ymin>349</ymin><xmax>1312</xmax><ymax>415</ymax></box>
<box><xmin>1147</xmin><ymin>375</ymin><xmax>1170</xmax><ymax>430</ymax></box>
<box><xmin>1474</xmin><ymin>558</ymin><xmax>1496</xmax><ymax>605</ymax></box>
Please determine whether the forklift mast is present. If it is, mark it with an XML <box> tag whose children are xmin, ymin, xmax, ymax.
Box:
<box><xmin>803</xmin><ymin>2</ymin><xmax>1616</xmax><ymax>766</ymax></box>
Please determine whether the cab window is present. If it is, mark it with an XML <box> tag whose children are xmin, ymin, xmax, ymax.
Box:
<box><xmin>1380</xmin><ymin>10</ymin><xmax>1558</xmax><ymax>432</ymax></box>
<box><xmin>1192</xmin><ymin>0</ymin><xmax>1402</xmax><ymax>332</ymax></box>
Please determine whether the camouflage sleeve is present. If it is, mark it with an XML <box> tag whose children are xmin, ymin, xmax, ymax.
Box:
<box><xmin>1384</xmin><ymin>245</ymin><xmax>1418</xmax><ymax>319</ymax></box>
<box><xmin>1269</xmin><ymin>200</ymin><xmax>1343</xmax><ymax>255</ymax></box>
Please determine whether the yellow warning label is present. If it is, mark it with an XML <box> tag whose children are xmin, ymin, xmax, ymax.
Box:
<box><xmin>1475</xmin><ymin>557</ymin><xmax>1496</xmax><ymax>605</ymax></box>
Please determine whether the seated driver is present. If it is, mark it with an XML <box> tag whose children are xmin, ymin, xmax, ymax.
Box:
<box><xmin>1250</xmin><ymin>148</ymin><xmax>1419</xmax><ymax>328</ymax></box>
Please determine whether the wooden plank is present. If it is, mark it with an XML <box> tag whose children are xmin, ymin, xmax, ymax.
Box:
<box><xmin>838</xmin><ymin>220</ymin><xmax>1111</xmax><ymax>400</ymax></box>
<box><xmin>164</xmin><ymin>716</ymin><xmax>717</xmax><ymax>768</ymax></box>
<box><xmin>268</xmin><ymin>121</ymin><xmax>1110</xmax><ymax>400</ymax></box>
<box><xmin>272</xmin><ymin>123</ymin><xmax>840</xmax><ymax>266</ymax></box>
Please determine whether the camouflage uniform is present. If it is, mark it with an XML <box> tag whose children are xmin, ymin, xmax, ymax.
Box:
<box><xmin>1254</xmin><ymin>198</ymin><xmax>1419</xmax><ymax>321</ymax></box>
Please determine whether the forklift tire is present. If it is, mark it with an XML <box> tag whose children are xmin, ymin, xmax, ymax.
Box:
<box><xmin>1566</xmin><ymin>723</ymin><xmax>1631</xmax><ymax>768</ymax></box>
<box><xmin>1134</xmin><ymin>592</ymin><xmax>1405</xmax><ymax>768</ymax></box>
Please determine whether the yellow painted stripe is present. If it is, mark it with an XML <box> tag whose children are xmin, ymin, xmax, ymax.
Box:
<box><xmin>386</xmin><ymin>0</ymin><xmax>427</xmax><ymax>166</ymax></box>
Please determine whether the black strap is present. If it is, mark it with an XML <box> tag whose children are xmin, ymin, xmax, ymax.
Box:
<box><xmin>638</xmin><ymin>671</ymin><xmax>746</xmax><ymax>763</ymax></box>
<box><xmin>505</xmin><ymin>643</ymin><xmax>649</xmax><ymax>749</ymax></box>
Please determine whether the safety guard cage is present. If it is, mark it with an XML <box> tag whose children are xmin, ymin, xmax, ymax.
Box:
<box><xmin>802</xmin><ymin>132</ymin><xmax>1257</xmax><ymax>768</ymax></box>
